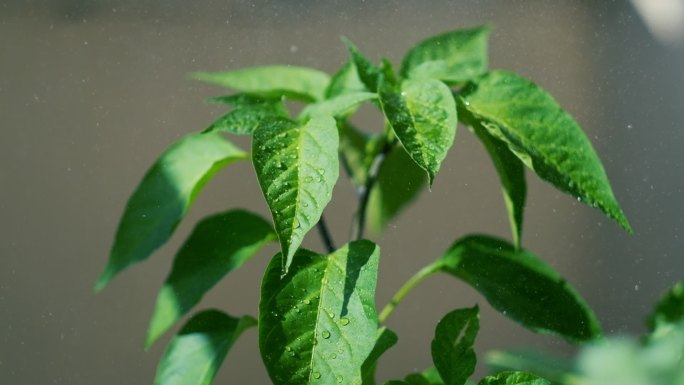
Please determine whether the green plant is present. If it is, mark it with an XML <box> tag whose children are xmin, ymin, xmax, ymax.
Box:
<box><xmin>97</xmin><ymin>25</ymin><xmax>633</xmax><ymax>385</ymax></box>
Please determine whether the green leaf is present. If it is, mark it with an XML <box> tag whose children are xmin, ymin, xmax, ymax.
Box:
<box><xmin>478</xmin><ymin>372</ymin><xmax>550</xmax><ymax>385</ymax></box>
<box><xmin>259</xmin><ymin>241</ymin><xmax>381</xmax><ymax>385</ymax></box>
<box><xmin>193</xmin><ymin>65</ymin><xmax>330</xmax><ymax>102</ymax></box>
<box><xmin>146</xmin><ymin>209</ymin><xmax>276</xmax><ymax>348</ymax></box>
<box><xmin>204</xmin><ymin>97</ymin><xmax>288</xmax><ymax>135</ymax></box>
<box><xmin>361</xmin><ymin>327</ymin><xmax>399</xmax><ymax>385</ymax></box>
<box><xmin>380</xmin><ymin>78</ymin><xmax>457</xmax><ymax>186</ymax></box>
<box><xmin>367</xmin><ymin>144</ymin><xmax>427</xmax><ymax>234</ymax></box>
<box><xmin>647</xmin><ymin>280</ymin><xmax>684</xmax><ymax>331</ymax></box>
<box><xmin>486</xmin><ymin>349</ymin><xmax>575</xmax><ymax>385</ymax></box>
<box><xmin>154</xmin><ymin>310</ymin><xmax>256</xmax><ymax>385</ymax></box>
<box><xmin>405</xmin><ymin>369</ymin><xmax>446</xmax><ymax>385</ymax></box>
<box><xmin>468</xmin><ymin>120</ymin><xmax>526</xmax><ymax>248</ymax></box>
<box><xmin>459</xmin><ymin>71</ymin><xmax>631</xmax><ymax>232</ymax></box>
<box><xmin>338</xmin><ymin>121</ymin><xmax>381</xmax><ymax>188</ymax></box>
<box><xmin>342</xmin><ymin>37</ymin><xmax>381</xmax><ymax>92</ymax></box>
<box><xmin>96</xmin><ymin>133</ymin><xmax>248</xmax><ymax>291</ymax></box>
<box><xmin>300</xmin><ymin>92</ymin><xmax>377</xmax><ymax>120</ymax></box>
<box><xmin>435</xmin><ymin>235</ymin><xmax>601</xmax><ymax>343</ymax></box>
<box><xmin>326</xmin><ymin>61</ymin><xmax>367</xmax><ymax>98</ymax></box>
<box><xmin>432</xmin><ymin>307</ymin><xmax>479</xmax><ymax>385</ymax></box>
<box><xmin>400</xmin><ymin>25</ymin><xmax>490</xmax><ymax>84</ymax></box>
<box><xmin>252</xmin><ymin>116</ymin><xmax>339</xmax><ymax>273</ymax></box>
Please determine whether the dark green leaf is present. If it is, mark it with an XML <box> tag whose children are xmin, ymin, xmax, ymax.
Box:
<box><xmin>405</xmin><ymin>368</ymin><xmax>445</xmax><ymax>385</ymax></box>
<box><xmin>204</xmin><ymin>100</ymin><xmax>288</xmax><ymax>135</ymax></box>
<box><xmin>193</xmin><ymin>66</ymin><xmax>330</xmax><ymax>102</ymax></box>
<box><xmin>146</xmin><ymin>209</ymin><xmax>276</xmax><ymax>347</ymax></box>
<box><xmin>432</xmin><ymin>307</ymin><xmax>479</xmax><ymax>385</ymax></box>
<box><xmin>459</xmin><ymin>71</ymin><xmax>631</xmax><ymax>232</ymax></box>
<box><xmin>252</xmin><ymin>115</ymin><xmax>339</xmax><ymax>273</ymax></box>
<box><xmin>486</xmin><ymin>349</ymin><xmax>575</xmax><ymax>385</ymax></box>
<box><xmin>380</xmin><ymin>78</ymin><xmax>457</xmax><ymax>186</ymax></box>
<box><xmin>477</xmin><ymin>372</ymin><xmax>550</xmax><ymax>385</ymax></box>
<box><xmin>342</xmin><ymin>37</ymin><xmax>381</xmax><ymax>92</ymax></box>
<box><xmin>367</xmin><ymin>144</ymin><xmax>427</xmax><ymax>234</ymax></box>
<box><xmin>259</xmin><ymin>241</ymin><xmax>381</xmax><ymax>385</ymax></box>
<box><xmin>400</xmin><ymin>26</ymin><xmax>490</xmax><ymax>84</ymax></box>
<box><xmin>361</xmin><ymin>327</ymin><xmax>399</xmax><ymax>385</ymax></box>
<box><xmin>338</xmin><ymin>121</ymin><xmax>381</xmax><ymax>188</ymax></box>
<box><xmin>647</xmin><ymin>280</ymin><xmax>684</xmax><ymax>331</ymax></box>
<box><xmin>300</xmin><ymin>91</ymin><xmax>377</xmax><ymax>120</ymax></box>
<box><xmin>326</xmin><ymin>61</ymin><xmax>367</xmax><ymax>98</ymax></box>
<box><xmin>96</xmin><ymin>133</ymin><xmax>248</xmax><ymax>291</ymax></box>
<box><xmin>467</xmin><ymin>120</ymin><xmax>526</xmax><ymax>247</ymax></box>
<box><xmin>435</xmin><ymin>235</ymin><xmax>601</xmax><ymax>343</ymax></box>
<box><xmin>154</xmin><ymin>310</ymin><xmax>256</xmax><ymax>385</ymax></box>
<box><xmin>385</xmin><ymin>382</ymin><xmax>411</xmax><ymax>385</ymax></box>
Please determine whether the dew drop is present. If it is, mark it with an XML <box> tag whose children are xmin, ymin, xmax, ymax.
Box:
<box><xmin>304</xmin><ymin>299</ymin><xmax>311</xmax><ymax>305</ymax></box>
<box><xmin>318</xmin><ymin>168</ymin><xmax>325</xmax><ymax>174</ymax></box>
<box><xmin>330</xmin><ymin>353</ymin><xmax>337</xmax><ymax>359</ymax></box>
<box><xmin>305</xmin><ymin>176</ymin><xmax>314</xmax><ymax>183</ymax></box>
<box><xmin>313</xmin><ymin>372</ymin><xmax>321</xmax><ymax>379</ymax></box>
<box><xmin>321</xmin><ymin>330</ymin><xmax>331</xmax><ymax>339</ymax></box>
<box><xmin>336</xmin><ymin>375</ymin><xmax>343</xmax><ymax>383</ymax></box>
<box><xmin>293</xmin><ymin>218</ymin><xmax>300</xmax><ymax>229</ymax></box>
<box><xmin>340</xmin><ymin>318</ymin><xmax>350</xmax><ymax>326</ymax></box>
<box><xmin>285</xmin><ymin>346</ymin><xmax>292</xmax><ymax>352</ymax></box>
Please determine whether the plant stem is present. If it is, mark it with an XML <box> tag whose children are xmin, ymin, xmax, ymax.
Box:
<box><xmin>378</xmin><ymin>264</ymin><xmax>439</xmax><ymax>324</ymax></box>
<box><xmin>317</xmin><ymin>215</ymin><xmax>336</xmax><ymax>253</ymax></box>
<box><xmin>353</xmin><ymin>140</ymin><xmax>393</xmax><ymax>240</ymax></box>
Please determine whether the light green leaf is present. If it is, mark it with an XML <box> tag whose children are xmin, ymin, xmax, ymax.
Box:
<box><xmin>380</xmin><ymin>78</ymin><xmax>457</xmax><ymax>186</ymax></box>
<box><xmin>326</xmin><ymin>61</ymin><xmax>367</xmax><ymax>98</ymax></box>
<box><xmin>204</xmin><ymin>96</ymin><xmax>288</xmax><ymax>135</ymax></box>
<box><xmin>252</xmin><ymin>116</ymin><xmax>339</xmax><ymax>273</ymax></box>
<box><xmin>146</xmin><ymin>209</ymin><xmax>276</xmax><ymax>348</ymax></box>
<box><xmin>96</xmin><ymin>133</ymin><xmax>248</xmax><ymax>291</ymax></box>
<box><xmin>435</xmin><ymin>235</ymin><xmax>601</xmax><ymax>343</ymax></box>
<box><xmin>400</xmin><ymin>26</ymin><xmax>490</xmax><ymax>84</ymax></box>
<box><xmin>459</xmin><ymin>71</ymin><xmax>631</xmax><ymax>232</ymax></box>
<box><xmin>647</xmin><ymin>280</ymin><xmax>684</xmax><ymax>331</ymax></box>
<box><xmin>300</xmin><ymin>92</ymin><xmax>377</xmax><ymax>120</ymax></box>
<box><xmin>361</xmin><ymin>327</ymin><xmax>399</xmax><ymax>385</ymax></box>
<box><xmin>405</xmin><ymin>367</ymin><xmax>445</xmax><ymax>385</ymax></box>
<box><xmin>259</xmin><ymin>241</ymin><xmax>381</xmax><ymax>385</ymax></box>
<box><xmin>154</xmin><ymin>310</ymin><xmax>256</xmax><ymax>385</ymax></box>
<box><xmin>432</xmin><ymin>307</ymin><xmax>479</xmax><ymax>385</ymax></box>
<box><xmin>367</xmin><ymin>145</ymin><xmax>427</xmax><ymax>234</ymax></box>
<box><xmin>467</xmin><ymin>119</ymin><xmax>526</xmax><ymax>248</ymax></box>
<box><xmin>193</xmin><ymin>65</ymin><xmax>330</xmax><ymax>102</ymax></box>
<box><xmin>478</xmin><ymin>372</ymin><xmax>550</xmax><ymax>385</ymax></box>
<box><xmin>342</xmin><ymin>37</ymin><xmax>381</xmax><ymax>92</ymax></box>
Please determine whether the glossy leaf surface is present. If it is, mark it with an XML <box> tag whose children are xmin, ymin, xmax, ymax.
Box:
<box><xmin>367</xmin><ymin>145</ymin><xmax>427</xmax><ymax>234</ymax></box>
<box><xmin>400</xmin><ymin>26</ymin><xmax>490</xmax><ymax>84</ymax></box>
<box><xmin>380</xmin><ymin>78</ymin><xmax>457</xmax><ymax>186</ymax></box>
<box><xmin>361</xmin><ymin>327</ymin><xmax>399</xmax><ymax>385</ymax></box>
<box><xmin>435</xmin><ymin>235</ymin><xmax>601</xmax><ymax>342</ymax></box>
<box><xmin>478</xmin><ymin>372</ymin><xmax>550</xmax><ymax>385</ymax></box>
<box><xmin>146</xmin><ymin>209</ymin><xmax>275</xmax><ymax>347</ymax></box>
<box><xmin>432</xmin><ymin>307</ymin><xmax>479</xmax><ymax>385</ymax></box>
<box><xmin>259</xmin><ymin>241</ymin><xmax>380</xmax><ymax>385</ymax></box>
<box><xmin>204</xmin><ymin>95</ymin><xmax>288</xmax><ymax>135</ymax></box>
<box><xmin>405</xmin><ymin>368</ymin><xmax>446</xmax><ymax>385</ymax></box>
<box><xmin>300</xmin><ymin>92</ymin><xmax>377</xmax><ymax>119</ymax></box>
<box><xmin>154</xmin><ymin>310</ymin><xmax>256</xmax><ymax>385</ymax></box>
<box><xmin>252</xmin><ymin>116</ymin><xmax>339</xmax><ymax>272</ymax></box>
<box><xmin>96</xmin><ymin>132</ymin><xmax>247</xmax><ymax>290</ymax></box>
<box><xmin>193</xmin><ymin>65</ymin><xmax>330</xmax><ymax>102</ymax></box>
<box><xmin>459</xmin><ymin>71</ymin><xmax>631</xmax><ymax>232</ymax></box>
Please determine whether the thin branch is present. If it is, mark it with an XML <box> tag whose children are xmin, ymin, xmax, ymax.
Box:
<box><xmin>317</xmin><ymin>215</ymin><xmax>336</xmax><ymax>253</ymax></box>
<box><xmin>353</xmin><ymin>141</ymin><xmax>393</xmax><ymax>240</ymax></box>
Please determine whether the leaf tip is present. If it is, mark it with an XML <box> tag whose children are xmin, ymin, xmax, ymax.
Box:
<box><xmin>94</xmin><ymin>267</ymin><xmax>114</xmax><ymax>293</ymax></box>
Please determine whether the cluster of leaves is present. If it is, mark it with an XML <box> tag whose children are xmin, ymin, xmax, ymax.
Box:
<box><xmin>488</xmin><ymin>281</ymin><xmax>684</xmax><ymax>385</ymax></box>
<box><xmin>97</xmin><ymin>26</ymin><xmax>634</xmax><ymax>385</ymax></box>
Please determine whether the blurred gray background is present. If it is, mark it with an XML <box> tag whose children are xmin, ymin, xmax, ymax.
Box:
<box><xmin>2</xmin><ymin>0</ymin><xmax>683</xmax><ymax>384</ymax></box>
